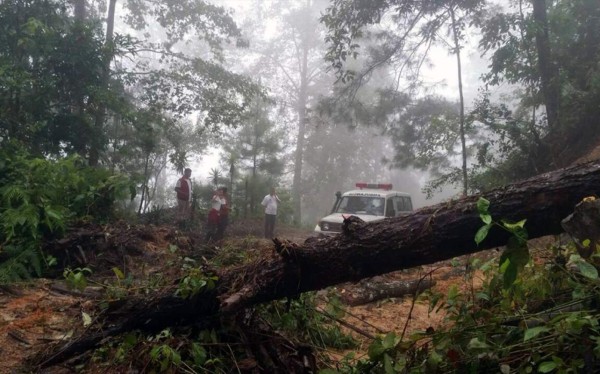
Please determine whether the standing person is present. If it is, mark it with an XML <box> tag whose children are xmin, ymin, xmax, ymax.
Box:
<box><xmin>216</xmin><ymin>187</ymin><xmax>229</xmax><ymax>240</ymax></box>
<box><xmin>206</xmin><ymin>187</ymin><xmax>225</xmax><ymax>242</ymax></box>
<box><xmin>174</xmin><ymin>168</ymin><xmax>192</xmax><ymax>221</ymax></box>
<box><xmin>261</xmin><ymin>187</ymin><xmax>280</xmax><ymax>239</ymax></box>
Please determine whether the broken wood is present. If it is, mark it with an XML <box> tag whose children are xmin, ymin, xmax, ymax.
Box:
<box><xmin>36</xmin><ymin>159</ymin><xmax>600</xmax><ymax>368</ymax></box>
<box><xmin>561</xmin><ymin>197</ymin><xmax>600</xmax><ymax>258</ymax></box>
<box><xmin>339</xmin><ymin>277</ymin><xmax>435</xmax><ymax>306</ymax></box>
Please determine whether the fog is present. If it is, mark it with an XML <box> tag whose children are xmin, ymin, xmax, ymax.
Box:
<box><xmin>117</xmin><ymin>0</ymin><xmax>486</xmax><ymax>225</ymax></box>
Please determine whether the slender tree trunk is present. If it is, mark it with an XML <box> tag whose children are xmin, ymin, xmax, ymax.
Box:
<box><xmin>89</xmin><ymin>0</ymin><xmax>117</xmax><ymax>166</ymax></box>
<box><xmin>147</xmin><ymin>154</ymin><xmax>167</xmax><ymax>211</ymax></box>
<box><xmin>73</xmin><ymin>0</ymin><xmax>86</xmax><ymax>20</ymax></box>
<box><xmin>450</xmin><ymin>7</ymin><xmax>468</xmax><ymax>196</ymax></box>
<box><xmin>519</xmin><ymin>0</ymin><xmax>542</xmax><ymax>174</ymax></box>
<box><xmin>71</xmin><ymin>0</ymin><xmax>88</xmax><ymax>160</ymax></box>
<box><xmin>292</xmin><ymin>39</ymin><xmax>309</xmax><ymax>225</ymax></box>
<box><xmin>229</xmin><ymin>159</ymin><xmax>234</xmax><ymax>216</ymax></box>
<box><xmin>532</xmin><ymin>0</ymin><xmax>560</xmax><ymax>131</ymax></box>
<box><xmin>251</xmin><ymin>136</ymin><xmax>257</xmax><ymax>214</ymax></box>
<box><xmin>137</xmin><ymin>153</ymin><xmax>150</xmax><ymax>215</ymax></box>
<box><xmin>243</xmin><ymin>177</ymin><xmax>248</xmax><ymax>218</ymax></box>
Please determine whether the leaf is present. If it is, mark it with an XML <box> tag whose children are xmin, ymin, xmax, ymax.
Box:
<box><xmin>112</xmin><ymin>267</ymin><xmax>125</xmax><ymax>280</ymax></box>
<box><xmin>538</xmin><ymin>361</ymin><xmax>557</xmax><ymax>373</ymax></box>
<box><xmin>382</xmin><ymin>332</ymin><xmax>397</xmax><ymax>349</ymax></box>
<box><xmin>577</xmin><ymin>261</ymin><xmax>598</xmax><ymax>279</ymax></box>
<box><xmin>475</xmin><ymin>224</ymin><xmax>492</xmax><ymax>245</ymax></box>
<box><xmin>476</xmin><ymin>197</ymin><xmax>490</xmax><ymax>215</ymax></box>
<box><xmin>368</xmin><ymin>340</ymin><xmax>385</xmax><ymax>360</ymax></box>
<box><xmin>82</xmin><ymin>311</ymin><xmax>92</xmax><ymax>327</ymax></box>
<box><xmin>500</xmin><ymin>243</ymin><xmax>530</xmax><ymax>288</ymax></box>
<box><xmin>502</xmin><ymin>219</ymin><xmax>526</xmax><ymax>230</ymax></box>
<box><xmin>467</xmin><ymin>337</ymin><xmax>489</xmax><ymax>349</ymax></box>
<box><xmin>524</xmin><ymin>326</ymin><xmax>550</xmax><ymax>341</ymax></box>
<box><xmin>383</xmin><ymin>353</ymin><xmax>394</xmax><ymax>374</ymax></box>
<box><xmin>480</xmin><ymin>213</ymin><xmax>492</xmax><ymax>224</ymax></box>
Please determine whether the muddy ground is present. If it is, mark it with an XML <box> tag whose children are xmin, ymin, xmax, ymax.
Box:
<box><xmin>0</xmin><ymin>215</ymin><xmax>521</xmax><ymax>373</ymax></box>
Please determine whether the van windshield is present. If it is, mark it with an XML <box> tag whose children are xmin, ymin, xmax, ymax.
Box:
<box><xmin>335</xmin><ymin>196</ymin><xmax>385</xmax><ymax>216</ymax></box>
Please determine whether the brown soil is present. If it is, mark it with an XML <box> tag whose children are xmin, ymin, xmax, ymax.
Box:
<box><xmin>0</xmin><ymin>217</ymin><xmax>506</xmax><ymax>373</ymax></box>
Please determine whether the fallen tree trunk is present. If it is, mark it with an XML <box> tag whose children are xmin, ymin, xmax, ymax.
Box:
<box><xmin>36</xmin><ymin>160</ymin><xmax>600</xmax><ymax>368</ymax></box>
<box><xmin>339</xmin><ymin>277</ymin><xmax>435</xmax><ymax>306</ymax></box>
<box><xmin>220</xmin><ymin>159</ymin><xmax>600</xmax><ymax>311</ymax></box>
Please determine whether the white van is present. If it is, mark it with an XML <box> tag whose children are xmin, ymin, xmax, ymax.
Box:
<box><xmin>314</xmin><ymin>183</ymin><xmax>413</xmax><ymax>235</ymax></box>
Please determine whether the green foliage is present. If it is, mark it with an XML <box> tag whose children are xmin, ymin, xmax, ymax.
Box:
<box><xmin>209</xmin><ymin>242</ymin><xmax>250</xmax><ymax>267</ymax></box>
<box><xmin>475</xmin><ymin>198</ymin><xmax>529</xmax><ymax>289</ymax></box>
<box><xmin>63</xmin><ymin>267</ymin><xmax>92</xmax><ymax>291</ymax></box>
<box><xmin>258</xmin><ymin>293</ymin><xmax>356</xmax><ymax>350</ymax></box>
<box><xmin>150</xmin><ymin>343</ymin><xmax>182</xmax><ymax>372</ymax></box>
<box><xmin>472</xmin><ymin>0</ymin><xmax>600</xmax><ymax>188</ymax></box>
<box><xmin>175</xmin><ymin>266</ymin><xmax>218</xmax><ymax>299</ymax></box>
<box><xmin>329</xmin><ymin>239</ymin><xmax>600</xmax><ymax>373</ymax></box>
<box><xmin>0</xmin><ymin>245</ymin><xmax>43</xmax><ymax>284</ymax></box>
<box><xmin>323</xmin><ymin>201</ymin><xmax>600</xmax><ymax>374</ymax></box>
<box><xmin>0</xmin><ymin>145</ymin><xmax>133</xmax><ymax>283</ymax></box>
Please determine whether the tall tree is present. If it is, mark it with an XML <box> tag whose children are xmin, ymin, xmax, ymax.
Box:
<box><xmin>219</xmin><ymin>98</ymin><xmax>284</xmax><ymax>216</ymax></box>
<box><xmin>531</xmin><ymin>0</ymin><xmax>560</xmax><ymax>131</ymax></box>
<box><xmin>476</xmin><ymin>0</ymin><xmax>600</xmax><ymax>183</ymax></box>
<box><xmin>234</xmin><ymin>0</ymin><xmax>333</xmax><ymax>224</ymax></box>
<box><xmin>322</xmin><ymin>0</ymin><xmax>486</xmax><ymax>196</ymax></box>
<box><xmin>0</xmin><ymin>0</ymin><xmax>107</xmax><ymax>157</ymax></box>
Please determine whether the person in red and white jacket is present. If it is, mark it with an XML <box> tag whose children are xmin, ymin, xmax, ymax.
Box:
<box><xmin>174</xmin><ymin>168</ymin><xmax>192</xmax><ymax>220</ymax></box>
<box><xmin>206</xmin><ymin>187</ymin><xmax>225</xmax><ymax>242</ymax></box>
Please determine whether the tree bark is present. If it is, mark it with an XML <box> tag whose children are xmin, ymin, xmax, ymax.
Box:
<box><xmin>37</xmin><ymin>159</ymin><xmax>600</xmax><ymax>367</ymax></box>
<box><xmin>339</xmin><ymin>277</ymin><xmax>435</xmax><ymax>306</ymax></box>
<box><xmin>449</xmin><ymin>6</ymin><xmax>468</xmax><ymax>196</ymax></box>
<box><xmin>291</xmin><ymin>39</ymin><xmax>308</xmax><ymax>225</ymax></box>
<box><xmin>532</xmin><ymin>0</ymin><xmax>560</xmax><ymax>131</ymax></box>
<box><xmin>89</xmin><ymin>0</ymin><xmax>117</xmax><ymax>166</ymax></box>
<box><xmin>220</xmin><ymin>159</ymin><xmax>600</xmax><ymax>310</ymax></box>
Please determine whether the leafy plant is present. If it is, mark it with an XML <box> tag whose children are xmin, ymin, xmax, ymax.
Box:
<box><xmin>175</xmin><ymin>266</ymin><xmax>218</xmax><ymax>299</ymax></box>
<box><xmin>258</xmin><ymin>293</ymin><xmax>356</xmax><ymax>350</ymax></box>
<box><xmin>0</xmin><ymin>145</ymin><xmax>134</xmax><ymax>283</ymax></box>
<box><xmin>150</xmin><ymin>344</ymin><xmax>182</xmax><ymax>372</ymax></box>
<box><xmin>63</xmin><ymin>267</ymin><xmax>92</xmax><ymax>291</ymax></box>
<box><xmin>325</xmin><ymin>200</ymin><xmax>600</xmax><ymax>373</ymax></box>
<box><xmin>475</xmin><ymin>197</ymin><xmax>529</xmax><ymax>289</ymax></box>
<box><xmin>0</xmin><ymin>244</ymin><xmax>43</xmax><ymax>284</ymax></box>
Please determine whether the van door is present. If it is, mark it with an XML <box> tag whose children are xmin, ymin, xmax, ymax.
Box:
<box><xmin>384</xmin><ymin>198</ymin><xmax>395</xmax><ymax>217</ymax></box>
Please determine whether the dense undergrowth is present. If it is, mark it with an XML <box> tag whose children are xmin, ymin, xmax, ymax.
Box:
<box><xmin>320</xmin><ymin>199</ymin><xmax>600</xmax><ymax>373</ymax></box>
<box><xmin>82</xmin><ymin>240</ymin><xmax>600</xmax><ymax>374</ymax></box>
<box><xmin>0</xmin><ymin>144</ymin><xmax>134</xmax><ymax>283</ymax></box>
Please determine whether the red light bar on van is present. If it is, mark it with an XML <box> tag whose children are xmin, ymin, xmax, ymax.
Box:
<box><xmin>355</xmin><ymin>183</ymin><xmax>393</xmax><ymax>190</ymax></box>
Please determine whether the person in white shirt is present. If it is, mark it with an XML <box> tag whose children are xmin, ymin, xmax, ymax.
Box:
<box><xmin>174</xmin><ymin>168</ymin><xmax>192</xmax><ymax>221</ymax></box>
<box><xmin>261</xmin><ymin>187</ymin><xmax>280</xmax><ymax>238</ymax></box>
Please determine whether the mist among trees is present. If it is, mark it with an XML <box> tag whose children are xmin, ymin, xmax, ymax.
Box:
<box><xmin>1</xmin><ymin>0</ymin><xmax>600</xmax><ymax>234</ymax></box>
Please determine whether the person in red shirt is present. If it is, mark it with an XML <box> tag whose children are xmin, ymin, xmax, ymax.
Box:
<box><xmin>174</xmin><ymin>168</ymin><xmax>192</xmax><ymax>221</ymax></box>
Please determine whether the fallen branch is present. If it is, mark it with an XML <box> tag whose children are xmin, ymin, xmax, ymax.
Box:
<box><xmin>339</xmin><ymin>277</ymin><xmax>435</xmax><ymax>306</ymax></box>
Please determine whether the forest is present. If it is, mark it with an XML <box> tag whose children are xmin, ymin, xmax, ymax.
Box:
<box><xmin>2</xmin><ymin>0</ymin><xmax>600</xmax><ymax>372</ymax></box>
